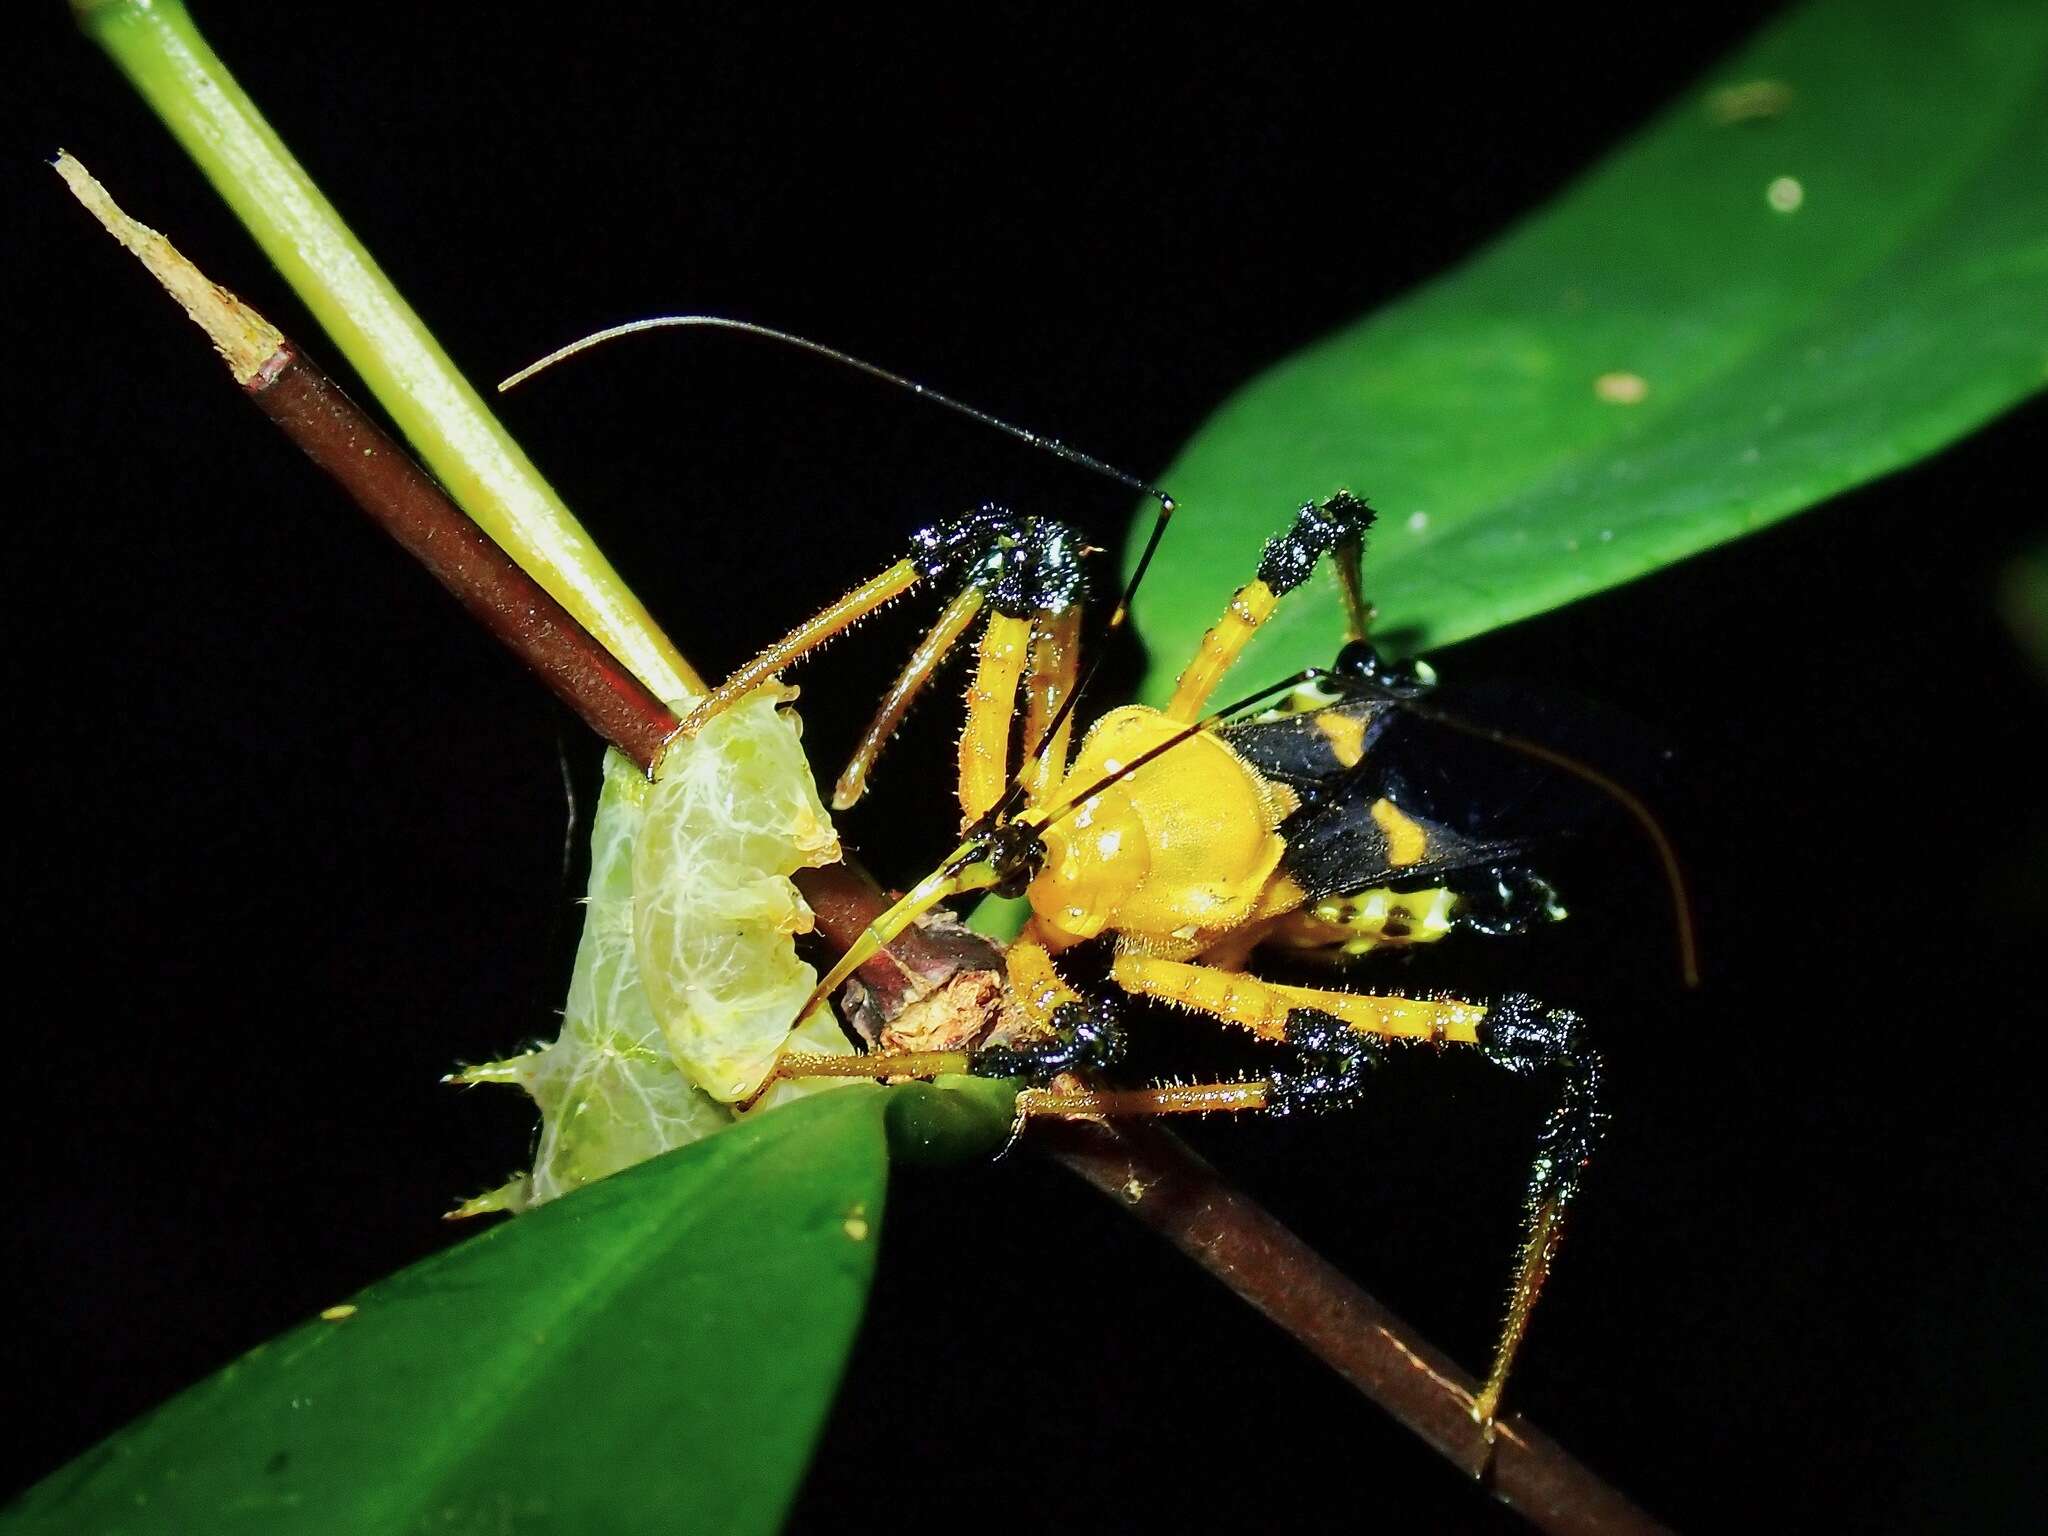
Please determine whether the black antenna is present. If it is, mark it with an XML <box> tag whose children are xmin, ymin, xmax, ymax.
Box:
<box><xmin>502</xmin><ymin>312</ymin><xmax>1182</xmax><ymax>807</ymax></box>
<box><xmin>499</xmin><ymin>315</ymin><xmax>1172</xmax><ymax>510</ymax></box>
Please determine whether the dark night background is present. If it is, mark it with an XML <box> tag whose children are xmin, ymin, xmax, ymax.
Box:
<box><xmin>8</xmin><ymin>4</ymin><xmax>2045</xmax><ymax>1531</ymax></box>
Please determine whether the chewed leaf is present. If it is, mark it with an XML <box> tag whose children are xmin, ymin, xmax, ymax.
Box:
<box><xmin>455</xmin><ymin>689</ymin><xmax>852</xmax><ymax>1210</ymax></box>
<box><xmin>634</xmin><ymin>686</ymin><xmax>846</xmax><ymax>1102</ymax></box>
<box><xmin>450</xmin><ymin>751</ymin><xmax>731</xmax><ymax>1211</ymax></box>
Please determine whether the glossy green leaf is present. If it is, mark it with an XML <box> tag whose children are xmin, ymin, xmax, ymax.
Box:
<box><xmin>1134</xmin><ymin>0</ymin><xmax>2048</xmax><ymax>699</ymax></box>
<box><xmin>4</xmin><ymin>1089</ymin><xmax>889</xmax><ymax>1536</ymax></box>
<box><xmin>883</xmin><ymin>1074</ymin><xmax>1023</xmax><ymax>1162</ymax></box>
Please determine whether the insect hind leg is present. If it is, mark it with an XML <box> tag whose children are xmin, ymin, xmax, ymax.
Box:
<box><xmin>1263</xmin><ymin>1006</ymin><xmax>1386</xmax><ymax>1115</ymax></box>
<box><xmin>1470</xmin><ymin>992</ymin><xmax>1607</xmax><ymax>1427</ymax></box>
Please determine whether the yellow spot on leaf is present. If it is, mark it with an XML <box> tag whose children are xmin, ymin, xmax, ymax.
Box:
<box><xmin>1766</xmin><ymin>176</ymin><xmax>1805</xmax><ymax>213</ymax></box>
<box><xmin>1594</xmin><ymin>371</ymin><xmax>1649</xmax><ymax>405</ymax></box>
<box><xmin>320</xmin><ymin>1304</ymin><xmax>358</xmax><ymax>1322</ymax></box>
<box><xmin>1706</xmin><ymin>79</ymin><xmax>1796</xmax><ymax>124</ymax></box>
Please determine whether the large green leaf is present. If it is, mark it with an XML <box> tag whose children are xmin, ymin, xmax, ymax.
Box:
<box><xmin>4</xmin><ymin>1089</ymin><xmax>890</xmax><ymax>1536</ymax></box>
<box><xmin>1134</xmin><ymin>0</ymin><xmax>2048</xmax><ymax>698</ymax></box>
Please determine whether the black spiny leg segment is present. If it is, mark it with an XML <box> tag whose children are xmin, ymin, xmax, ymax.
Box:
<box><xmin>1256</xmin><ymin>491</ymin><xmax>1377</xmax><ymax>596</ymax></box>
<box><xmin>909</xmin><ymin>505</ymin><xmax>1088</xmax><ymax>618</ymax></box>
<box><xmin>1265</xmin><ymin>1006</ymin><xmax>1387</xmax><ymax>1117</ymax></box>
<box><xmin>970</xmin><ymin>1000</ymin><xmax>1128</xmax><ymax>1081</ymax></box>
<box><xmin>685</xmin><ymin>504</ymin><xmax>1085</xmax><ymax>749</ymax></box>
<box><xmin>1470</xmin><ymin>991</ymin><xmax>1607</xmax><ymax>1426</ymax></box>
<box><xmin>1168</xmin><ymin>493</ymin><xmax>1379</xmax><ymax>721</ymax></box>
<box><xmin>1478</xmin><ymin>993</ymin><xmax>1606</xmax><ymax>1199</ymax></box>
<box><xmin>836</xmin><ymin>506</ymin><xmax>1092</xmax><ymax>812</ymax></box>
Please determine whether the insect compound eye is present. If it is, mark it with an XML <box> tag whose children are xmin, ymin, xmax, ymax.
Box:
<box><xmin>1335</xmin><ymin>639</ymin><xmax>1380</xmax><ymax>679</ymax></box>
<box><xmin>1334</xmin><ymin>640</ymin><xmax>1437</xmax><ymax>695</ymax></box>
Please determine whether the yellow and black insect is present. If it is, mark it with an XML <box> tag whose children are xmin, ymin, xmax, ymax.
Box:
<box><xmin>510</xmin><ymin>316</ymin><xmax>1649</xmax><ymax>1429</ymax></box>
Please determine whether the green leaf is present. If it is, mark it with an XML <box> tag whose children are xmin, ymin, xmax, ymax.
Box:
<box><xmin>4</xmin><ymin>1090</ymin><xmax>889</xmax><ymax>1536</ymax></box>
<box><xmin>884</xmin><ymin>1074</ymin><xmax>1023</xmax><ymax>1162</ymax></box>
<box><xmin>1133</xmin><ymin>0</ymin><xmax>2048</xmax><ymax>699</ymax></box>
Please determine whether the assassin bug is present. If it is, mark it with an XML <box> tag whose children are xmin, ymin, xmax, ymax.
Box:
<box><xmin>506</xmin><ymin>317</ymin><xmax>1671</xmax><ymax>1428</ymax></box>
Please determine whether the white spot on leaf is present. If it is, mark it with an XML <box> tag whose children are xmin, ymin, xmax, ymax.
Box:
<box><xmin>1766</xmin><ymin>176</ymin><xmax>1805</xmax><ymax>213</ymax></box>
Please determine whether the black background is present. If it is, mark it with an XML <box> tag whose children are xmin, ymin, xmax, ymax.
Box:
<box><xmin>8</xmin><ymin>4</ymin><xmax>2045</xmax><ymax>1531</ymax></box>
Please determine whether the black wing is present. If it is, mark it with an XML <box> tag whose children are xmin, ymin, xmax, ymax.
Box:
<box><xmin>1221</xmin><ymin>689</ymin><xmax>1524</xmax><ymax>902</ymax></box>
<box><xmin>1225</xmin><ymin>674</ymin><xmax>1677</xmax><ymax>912</ymax></box>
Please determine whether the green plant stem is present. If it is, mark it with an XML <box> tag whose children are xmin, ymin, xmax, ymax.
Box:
<box><xmin>72</xmin><ymin>0</ymin><xmax>701</xmax><ymax>704</ymax></box>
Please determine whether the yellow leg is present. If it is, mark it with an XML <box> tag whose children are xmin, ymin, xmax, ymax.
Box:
<box><xmin>1020</xmin><ymin>606</ymin><xmax>1082</xmax><ymax>803</ymax></box>
<box><xmin>1003</xmin><ymin>936</ymin><xmax>1089</xmax><ymax>1032</ymax></box>
<box><xmin>1101</xmin><ymin>958</ymin><xmax>1589</xmax><ymax>1428</ymax></box>
<box><xmin>1110</xmin><ymin>952</ymin><xmax>1486</xmax><ymax>1045</ymax></box>
<box><xmin>958</xmin><ymin>611</ymin><xmax>1031</xmax><ymax>826</ymax></box>
<box><xmin>1332</xmin><ymin>530</ymin><xmax>1372</xmax><ymax>643</ymax></box>
<box><xmin>1472</xmin><ymin>1195</ymin><xmax>1567</xmax><ymax>1427</ymax></box>
<box><xmin>1018</xmin><ymin>1079</ymin><xmax>1271</xmax><ymax>1119</ymax></box>
<box><xmin>1165</xmin><ymin>579</ymin><xmax>1278</xmax><ymax>722</ymax></box>
<box><xmin>1165</xmin><ymin>493</ymin><xmax>1379</xmax><ymax>720</ymax></box>
<box><xmin>680</xmin><ymin>558</ymin><xmax>924</xmax><ymax>736</ymax></box>
<box><xmin>794</xmin><ymin>842</ymin><xmax>1004</xmax><ymax>1026</ymax></box>
<box><xmin>767</xmin><ymin>1047</ymin><xmax>974</xmax><ymax>1096</ymax></box>
<box><xmin>833</xmin><ymin>586</ymin><xmax>985</xmax><ymax>810</ymax></box>
<box><xmin>770</xmin><ymin>1055</ymin><xmax>1271</xmax><ymax>1120</ymax></box>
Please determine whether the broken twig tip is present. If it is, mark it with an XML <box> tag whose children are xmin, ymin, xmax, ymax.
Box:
<box><xmin>51</xmin><ymin>149</ymin><xmax>286</xmax><ymax>385</ymax></box>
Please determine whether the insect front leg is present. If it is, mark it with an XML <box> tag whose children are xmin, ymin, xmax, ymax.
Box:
<box><xmin>944</xmin><ymin>589</ymin><xmax>1084</xmax><ymax>828</ymax></box>
<box><xmin>679</xmin><ymin>555</ymin><xmax>928</xmax><ymax>737</ymax></box>
<box><xmin>957</xmin><ymin>611</ymin><xmax>1032</xmax><ymax>826</ymax></box>
<box><xmin>677</xmin><ymin>505</ymin><xmax>1088</xmax><ymax>821</ymax></box>
<box><xmin>833</xmin><ymin>586</ymin><xmax>986</xmax><ymax>809</ymax></box>
<box><xmin>1019</xmin><ymin>606</ymin><xmax>1082</xmax><ymax>804</ymax></box>
<box><xmin>955</xmin><ymin>520</ymin><xmax>1087</xmax><ymax>827</ymax></box>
